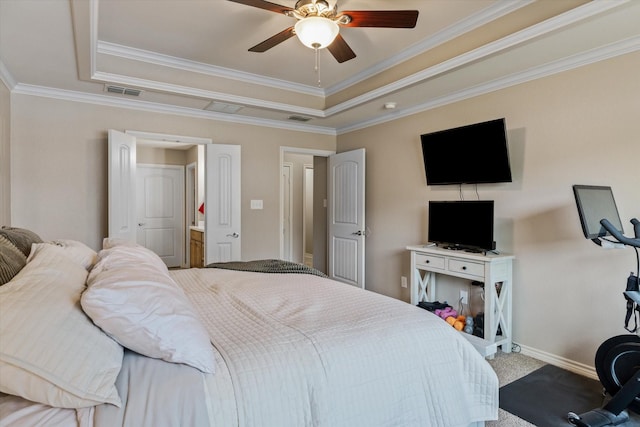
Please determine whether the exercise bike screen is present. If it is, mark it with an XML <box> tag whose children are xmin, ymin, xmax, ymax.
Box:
<box><xmin>573</xmin><ymin>185</ymin><xmax>624</xmax><ymax>239</ymax></box>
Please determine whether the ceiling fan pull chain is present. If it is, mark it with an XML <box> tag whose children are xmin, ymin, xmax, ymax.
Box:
<box><xmin>315</xmin><ymin>46</ymin><xmax>322</xmax><ymax>87</ymax></box>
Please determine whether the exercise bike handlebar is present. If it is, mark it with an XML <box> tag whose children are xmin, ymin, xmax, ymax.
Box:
<box><xmin>600</xmin><ymin>218</ymin><xmax>640</xmax><ymax>248</ymax></box>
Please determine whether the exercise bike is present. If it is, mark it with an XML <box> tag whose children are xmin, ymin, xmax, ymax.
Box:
<box><xmin>567</xmin><ymin>185</ymin><xmax>640</xmax><ymax>427</ymax></box>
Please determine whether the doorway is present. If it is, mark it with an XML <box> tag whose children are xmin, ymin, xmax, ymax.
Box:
<box><xmin>136</xmin><ymin>164</ymin><xmax>184</xmax><ymax>268</ymax></box>
<box><xmin>108</xmin><ymin>130</ymin><xmax>242</xmax><ymax>267</ymax></box>
<box><xmin>279</xmin><ymin>147</ymin><xmax>366</xmax><ymax>288</ymax></box>
<box><xmin>134</xmin><ymin>140</ymin><xmax>198</xmax><ymax>268</ymax></box>
<box><xmin>280</xmin><ymin>147</ymin><xmax>333</xmax><ymax>274</ymax></box>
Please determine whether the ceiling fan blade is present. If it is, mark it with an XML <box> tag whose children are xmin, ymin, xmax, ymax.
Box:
<box><xmin>338</xmin><ymin>10</ymin><xmax>419</xmax><ymax>28</ymax></box>
<box><xmin>248</xmin><ymin>26</ymin><xmax>295</xmax><ymax>52</ymax></box>
<box><xmin>327</xmin><ymin>34</ymin><xmax>356</xmax><ymax>63</ymax></box>
<box><xmin>227</xmin><ymin>0</ymin><xmax>293</xmax><ymax>15</ymax></box>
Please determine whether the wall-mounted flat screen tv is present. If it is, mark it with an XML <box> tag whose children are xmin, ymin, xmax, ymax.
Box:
<box><xmin>428</xmin><ymin>200</ymin><xmax>495</xmax><ymax>252</ymax></box>
<box><xmin>420</xmin><ymin>118</ymin><xmax>512</xmax><ymax>185</ymax></box>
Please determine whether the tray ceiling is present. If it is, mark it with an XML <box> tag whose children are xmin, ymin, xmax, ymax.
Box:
<box><xmin>1</xmin><ymin>0</ymin><xmax>638</xmax><ymax>134</ymax></box>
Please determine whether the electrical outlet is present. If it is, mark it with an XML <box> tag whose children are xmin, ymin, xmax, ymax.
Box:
<box><xmin>401</xmin><ymin>276</ymin><xmax>407</xmax><ymax>288</ymax></box>
<box><xmin>460</xmin><ymin>290</ymin><xmax>468</xmax><ymax>304</ymax></box>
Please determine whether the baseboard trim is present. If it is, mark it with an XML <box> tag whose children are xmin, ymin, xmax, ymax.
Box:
<box><xmin>518</xmin><ymin>343</ymin><xmax>598</xmax><ymax>380</ymax></box>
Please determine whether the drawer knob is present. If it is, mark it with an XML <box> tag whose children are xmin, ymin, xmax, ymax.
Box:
<box><xmin>426</xmin><ymin>260</ymin><xmax>430</xmax><ymax>263</ymax></box>
<box><xmin>462</xmin><ymin>266</ymin><xmax>467</xmax><ymax>270</ymax></box>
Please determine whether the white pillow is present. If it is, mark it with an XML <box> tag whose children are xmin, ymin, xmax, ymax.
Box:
<box><xmin>94</xmin><ymin>241</ymin><xmax>169</xmax><ymax>275</ymax></box>
<box><xmin>102</xmin><ymin>237</ymin><xmax>133</xmax><ymax>249</ymax></box>
<box><xmin>0</xmin><ymin>244</ymin><xmax>123</xmax><ymax>408</ymax></box>
<box><xmin>27</xmin><ymin>240</ymin><xmax>97</xmax><ymax>271</ymax></box>
<box><xmin>82</xmin><ymin>245</ymin><xmax>215</xmax><ymax>374</ymax></box>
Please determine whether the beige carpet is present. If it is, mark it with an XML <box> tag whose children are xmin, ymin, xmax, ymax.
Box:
<box><xmin>487</xmin><ymin>351</ymin><xmax>545</xmax><ymax>427</ymax></box>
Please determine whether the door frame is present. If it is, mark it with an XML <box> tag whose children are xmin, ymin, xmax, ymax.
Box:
<box><xmin>279</xmin><ymin>147</ymin><xmax>335</xmax><ymax>261</ymax></box>
<box><xmin>126</xmin><ymin>131</ymin><xmax>212</xmax><ymax>267</ymax></box>
<box><xmin>126</xmin><ymin>131</ymin><xmax>212</xmax><ymax>146</ymax></box>
<box><xmin>302</xmin><ymin>163</ymin><xmax>314</xmax><ymax>266</ymax></box>
<box><xmin>282</xmin><ymin>162</ymin><xmax>293</xmax><ymax>261</ymax></box>
<box><xmin>185</xmin><ymin>161</ymin><xmax>197</xmax><ymax>267</ymax></box>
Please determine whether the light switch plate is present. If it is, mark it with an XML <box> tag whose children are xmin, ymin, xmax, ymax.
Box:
<box><xmin>250</xmin><ymin>199</ymin><xmax>263</xmax><ymax>210</ymax></box>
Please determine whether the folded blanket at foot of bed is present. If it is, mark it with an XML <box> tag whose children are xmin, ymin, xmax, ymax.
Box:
<box><xmin>206</xmin><ymin>259</ymin><xmax>327</xmax><ymax>277</ymax></box>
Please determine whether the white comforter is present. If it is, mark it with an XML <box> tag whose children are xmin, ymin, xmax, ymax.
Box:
<box><xmin>1</xmin><ymin>268</ymin><xmax>498</xmax><ymax>427</ymax></box>
<box><xmin>171</xmin><ymin>267</ymin><xmax>498</xmax><ymax>427</ymax></box>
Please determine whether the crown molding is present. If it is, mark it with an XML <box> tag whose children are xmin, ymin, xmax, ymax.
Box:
<box><xmin>337</xmin><ymin>35</ymin><xmax>640</xmax><ymax>135</ymax></box>
<box><xmin>9</xmin><ymin>0</ymin><xmax>637</xmax><ymax>139</ymax></box>
<box><xmin>0</xmin><ymin>59</ymin><xmax>16</xmax><ymax>90</ymax></box>
<box><xmin>96</xmin><ymin>1</ymin><xmax>532</xmax><ymax>99</ymax></box>
<box><xmin>11</xmin><ymin>83</ymin><xmax>336</xmax><ymax>136</ymax></box>
<box><xmin>327</xmin><ymin>0</ymin><xmax>630</xmax><ymax>117</ymax></box>
<box><xmin>92</xmin><ymin>0</ymin><xmax>629</xmax><ymax>122</ymax></box>
<box><xmin>91</xmin><ymin>71</ymin><xmax>327</xmax><ymax>118</ymax></box>
<box><xmin>93</xmin><ymin>1</ymin><xmax>533</xmax><ymax>101</ymax></box>
<box><xmin>70</xmin><ymin>0</ymin><xmax>99</xmax><ymax>81</ymax></box>
<box><xmin>97</xmin><ymin>41</ymin><xmax>326</xmax><ymax>98</ymax></box>
<box><xmin>325</xmin><ymin>0</ymin><xmax>534</xmax><ymax>96</ymax></box>
<box><xmin>10</xmin><ymin>35</ymin><xmax>637</xmax><ymax>138</ymax></box>
<box><xmin>89</xmin><ymin>0</ymin><xmax>98</xmax><ymax>76</ymax></box>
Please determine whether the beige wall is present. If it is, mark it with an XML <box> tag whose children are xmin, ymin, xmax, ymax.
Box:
<box><xmin>9</xmin><ymin>96</ymin><xmax>335</xmax><ymax>256</ymax></box>
<box><xmin>0</xmin><ymin>80</ymin><xmax>10</xmax><ymax>225</ymax></box>
<box><xmin>337</xmin><ymin>52</ymin><xmax>640</xmax><ymax>366</ymax></box>
<box><xmin>137</xmin><ymin>146</ymin><xmax>188</xmax><ymax>166</ymax></box>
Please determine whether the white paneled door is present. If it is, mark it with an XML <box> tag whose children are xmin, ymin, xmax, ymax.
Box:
<box><xmin>108</xmin><ymin>130</ymin><xmax>137</xmax><ymax>242</ymax></box>
<box><xmin>328</xmin><ymin>148</ymin><xmax>366</xmax><ymax>289</ymax></box>
<box><xmin>136</xmin><ymin>165</ymin><xmax>184</xmax><ymax>268</ymax></box>
<box><xmin>205</xmin><ymin>143</ymin><xmax>241</xmax><ymax>264</ymax></box>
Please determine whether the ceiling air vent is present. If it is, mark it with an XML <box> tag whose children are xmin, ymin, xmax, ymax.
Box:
<box><xmin>104</xmin><ymin>85</ymin><xmax>143</xmax><ymax>97</ymax></box>
<box><xmin>204</xmin><ymin>101</ymin><xmax>243</xmax><ymax>114</ymax></box>
<box><xmin>287</xmin><ymin>115</ymin><xmax>312</xmax><ymax>122</ymax></box>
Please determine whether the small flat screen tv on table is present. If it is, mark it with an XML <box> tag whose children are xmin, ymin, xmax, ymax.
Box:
<box><xmin>428</xmin><ymin>200</ymin><xmax>495</xmax><ymax>252</ymax></box>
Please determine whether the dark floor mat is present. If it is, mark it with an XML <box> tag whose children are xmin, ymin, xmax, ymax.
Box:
<box><xmin>500</xmin><ymin>364</ymin><xmax>604</xmax><ymax>426</ymax></box>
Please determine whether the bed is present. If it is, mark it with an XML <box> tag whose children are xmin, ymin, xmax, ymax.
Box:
<box><xmin>0</xmin><ymin>227</ymin><xmax>498</xmax><ymax>427</ymax></box>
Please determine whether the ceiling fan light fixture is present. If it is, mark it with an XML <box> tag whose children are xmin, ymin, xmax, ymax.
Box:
<box><xmin>294</xmin><ymin>16</ymin><xmax>339</xmax><ymax>49</ymax></box>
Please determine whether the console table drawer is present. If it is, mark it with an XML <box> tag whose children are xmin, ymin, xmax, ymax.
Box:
<box><xmin>415</xmin><ymin>253</ymin><xmax>445</xmax><ymax>269</ymax></box>
<box><xmin>448</xmin><ymin>259</ymin><xmax>484</xmax><ymax>278</ymax></box>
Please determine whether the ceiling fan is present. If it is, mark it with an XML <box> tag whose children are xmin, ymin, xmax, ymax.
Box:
<box><xmin>228</xmin><ymin>0</ymin><xmax>419</xmax><ymax>63</ymax></box>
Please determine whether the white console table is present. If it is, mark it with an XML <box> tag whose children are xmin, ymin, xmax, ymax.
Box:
<box><xmin>407</xmin><ymin>245</ymin><xmax>514</xmax><ymax>354</ymax></box>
